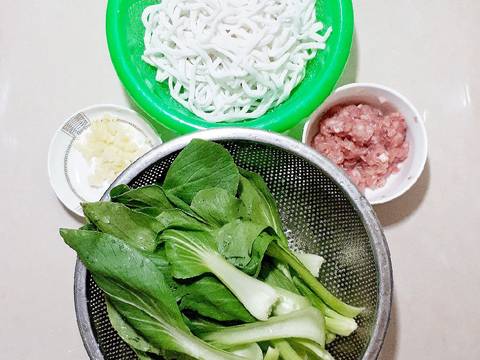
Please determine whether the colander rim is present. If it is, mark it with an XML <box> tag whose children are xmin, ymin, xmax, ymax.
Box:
<box><xmin>73</xmin><ymin>128</ymin><xmax>392</xmax><ymax>360</ymax></box>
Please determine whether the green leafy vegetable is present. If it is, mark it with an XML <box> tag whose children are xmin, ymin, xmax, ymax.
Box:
<box><xmin>186</xmin><ymin>316</ymin><xmax>227</xmax><ymax>335</ymax></box>
<box><xmin>61</xmin><ymin>229</ymin><xmax>245</xmax><ymax>360</ymax></box>
<box><xmin>82</xmin><ymin>202</ymin><xmax>164</xmax><ymax>252</ymax></box>
<box><xmin>260</xmin><ymin>260</ymin><xmax>299</xmax><ymax>294</ymax></box>
<box><xmin>200</xmin><ymin>307</ymin><xmax>325</xmax><ymax>348</ymax></box>
<box><xmin>163</xmin><ymin>139</ymin><xmax>240</xmax><ymax>204</ymax></box>
<box><xmin>79</xmin><ymin>222</ymin><xmax>97</xmax><ymax>231</ymax></box>
<box><xmin>98</xmin><ymin>275</ymin><xmax>245</xmax><ymax>360</ymax></box>
<box><xmin>259</xmin><ymin>261</ymin><xmax>315</xmax><ymax>317</ymax></box>
<box><xmin>230</xmin><ymin>343</ymin><xmax>263</xmax><ymax>360</ymax></box>
<box><xmin>162</xmin><ymin>229</ymin><xmax>279</xmax><ymax>321</ymax></box>
<box><xmin>263</xmin><ymin>346</ymin><xmax>280</xmax><ymax>360</ymax></box>
<box><xmin>294</xmin><ymin>251</ymin><xmax>325</xmax><ymax>277</ymax></box>
<box><xmin>271</xmin><ymin>287</ymin><xmax>310</xmax><ymax>316</ymax></box>
<box><xmin>134</xmin><ymin>207</ymin><xmax>165</xmax><ymax>217</ymax></box>
<box><xmin>110</xmin><ymin>184</ymin><xmax>173</xmax><ymax>211</ymax></box>
<box><xmin>293</xmin><ymin>277</ymin><xmax>358</xmax><ymax>336</ymax></box>
<box><xmin>109</xmin><ymin>184</ymin><xmax>130</xmax><ymax>198</ymax></box>
<box><xmin>106</xmin><ymin>300</ymin><xmax>160</xmax><ymax>355</ymax></box>
<box><xmin>163</xmin><ymin>193</ymin><xmax>207</xmax><ymax>222</ymax></box>
<box><xmin>156</xmin><ymin>209</ymin><xmax>211</xmax><ymax>232</ymax></box>
<box><xmin>270</xmin><ymin>340</ymin><xmax>303</xmax><ymax>360</ymax></box>
<box><xmin>216</xmin><ymin>220</ymin><xmax>267</xmax><ymax>267</ymax></box>
<box><xmin>60</xmin><ymin>139</ymin><xmax>363</xmax><ymax>360</ymax></box>
<box><xmin>144</xmin><ymin>244</ymin><xmax>253</xmax><ymax>325</ymax></box>
<box><xmin>293</xmin><ymin>339</ymin><xmax>335</xmax><ymax>360</ymax></box>
<box><xmin>61</xmin><ymin>229</ymin><xmax>186</xmax><ymax>327</ymax></box>
<box><xmin>267</xmin><ymin>242</ymin><xmax>364</xmax><ymax>318</ymax></box>
<box><xmin>178</xmin><ymin>276</ymin><xmax>255</xmax><ymax>323</ymax></box>
<box><xmin>239</xmin><ymin>232</ymin><xmax>275</xmax><ymax>276</ymax></box>
<box><xmin>238</xmin><ymin>169</ymin><xmax>288</xmax><ymax>246</ymax></box>
<box><xmin>191</xmin><ymin>188</ymin><xmax>241</xmax><ymax>226</ymax></box>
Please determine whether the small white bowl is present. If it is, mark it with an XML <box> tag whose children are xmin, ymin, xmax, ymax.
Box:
<box><xmin>303</xmin><ymin>83</ymin><xmax>428</xmax><ymax>204</ymax></box>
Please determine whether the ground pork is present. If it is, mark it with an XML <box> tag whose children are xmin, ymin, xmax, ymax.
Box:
<box><xmin>312</xmin><ymin>104</ymin><xmax>409</xmax><ymax>191</ymax></box>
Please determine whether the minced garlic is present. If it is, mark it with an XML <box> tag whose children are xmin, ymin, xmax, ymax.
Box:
<box><xmin>75</xmin><ymin>113</ymin><xmax>149</xmax><ymax>187</ymax></box>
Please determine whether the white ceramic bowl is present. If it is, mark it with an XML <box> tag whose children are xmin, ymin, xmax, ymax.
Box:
<box><xmin>303</xmin><ymin>83</ymin><xmax>428</xmax><ymax>204</ymax></box>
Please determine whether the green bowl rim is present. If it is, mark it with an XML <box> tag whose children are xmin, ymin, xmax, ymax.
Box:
<box><xmin>106</xmin><ymin>0</ymin><xmax>354</xmax><ymax>134</ymax></box>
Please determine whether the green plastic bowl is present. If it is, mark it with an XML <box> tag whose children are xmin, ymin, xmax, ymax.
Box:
<box><xmin>106</xmin><ymin>0</ymin><xmax>354</xmax><ymax>135</ymax></box>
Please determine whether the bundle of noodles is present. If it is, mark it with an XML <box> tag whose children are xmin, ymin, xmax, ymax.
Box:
<box><xmin>142</xmin><ymin>0</ymin><xmax>332</xmax><ymax>122</ymax></box>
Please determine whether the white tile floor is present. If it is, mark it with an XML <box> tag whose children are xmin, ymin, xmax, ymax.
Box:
<box><xmin>1</xmin><ymin>0</ymin><xmax>479</xmax><ymax>358</ymax></box>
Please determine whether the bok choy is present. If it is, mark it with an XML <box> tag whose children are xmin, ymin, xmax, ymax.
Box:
<box><xmin>59</xmin><ymin>139</ymin><xmax>363</xmax><ymax>360</ymax></box>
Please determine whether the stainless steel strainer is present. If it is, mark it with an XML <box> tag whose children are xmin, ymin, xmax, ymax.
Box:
<box><xmin>73</xmin><ymin>128</ymin><xmax>392</xmax><ymax>360</ymax></box>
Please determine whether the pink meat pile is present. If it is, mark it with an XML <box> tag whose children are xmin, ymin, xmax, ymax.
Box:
<box><xmin>312</xmin><ymin>104</ymin><xmax>409</xmax><ymax>191</ymax></box>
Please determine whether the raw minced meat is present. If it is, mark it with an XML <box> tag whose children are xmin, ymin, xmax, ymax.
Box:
<box><xmin>312</xmin><ymin>104</ymin><xmax>409</xmax><ymax>191</ymax></box>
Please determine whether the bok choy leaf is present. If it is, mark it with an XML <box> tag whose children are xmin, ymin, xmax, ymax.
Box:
<box><xmin>163</xmin><ymin>139</ymin><xmax>240</xmax><ymax>204</ymax></box>
<box><xmin>270</xmin><ymin>340</ymin><xmax>303</xmax><ymax>360</ymax></box>
<box><xmin>60</xmin><ymin>229</ymin><xmax>246</xmax><ymax>360</ymax></box>
<box><xmin>267</xmin><ymin>242</ymin><xmax>364</xmax><ymax>318</ymax></box>
<box><xmin>105</xmin><ymin>300</ymin><xmax>160</xmax><ymax>355</ymax></box>
<box><xmin>162</xmin><ymin>229</ymin><xmax>279</xmax><ymax>320</ymax></box>
<box><xmin>199</xmin><ymin>307</ymin><xmax>325</xmax><ymax>348</ymax></box>
<box><xmin>110</xmin><ymin>184</ymin><xmax>173</xmax><ymax>211</ymax></box>
<box><xmin>293</xmin><ymin>277</ymin><xmax>358</xmax><ymax>336</ymax></box>
<box><xmin>177</xmin><ymin>276</ymin><xmax>255</xmax><ymax>323</ymax></box>
<box><xmin>82</xmin><ymin>202</ymin><xmax>164</xmax><ymax>252</ymax></box>
<box><xmin>190</xmin><ymin>188</ymin><xmax>241</xmax><ymax>227</ymax></box>
<box><xmin>237</xmin><ymin>171</ymin><xmax>288</xmax><ymax>246</ymax></box>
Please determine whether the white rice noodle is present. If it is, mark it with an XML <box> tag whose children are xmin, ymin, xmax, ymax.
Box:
<box><xmin>142</xmin><ymin>0</ymin><xmax>332</xmax><ymax>123</ymax></box>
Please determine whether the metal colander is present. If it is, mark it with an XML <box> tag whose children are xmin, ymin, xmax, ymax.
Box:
<box><xmin>74</xmin><ymin>128</ymin><xmax>392</xmax><ymax>360</ymax></box>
